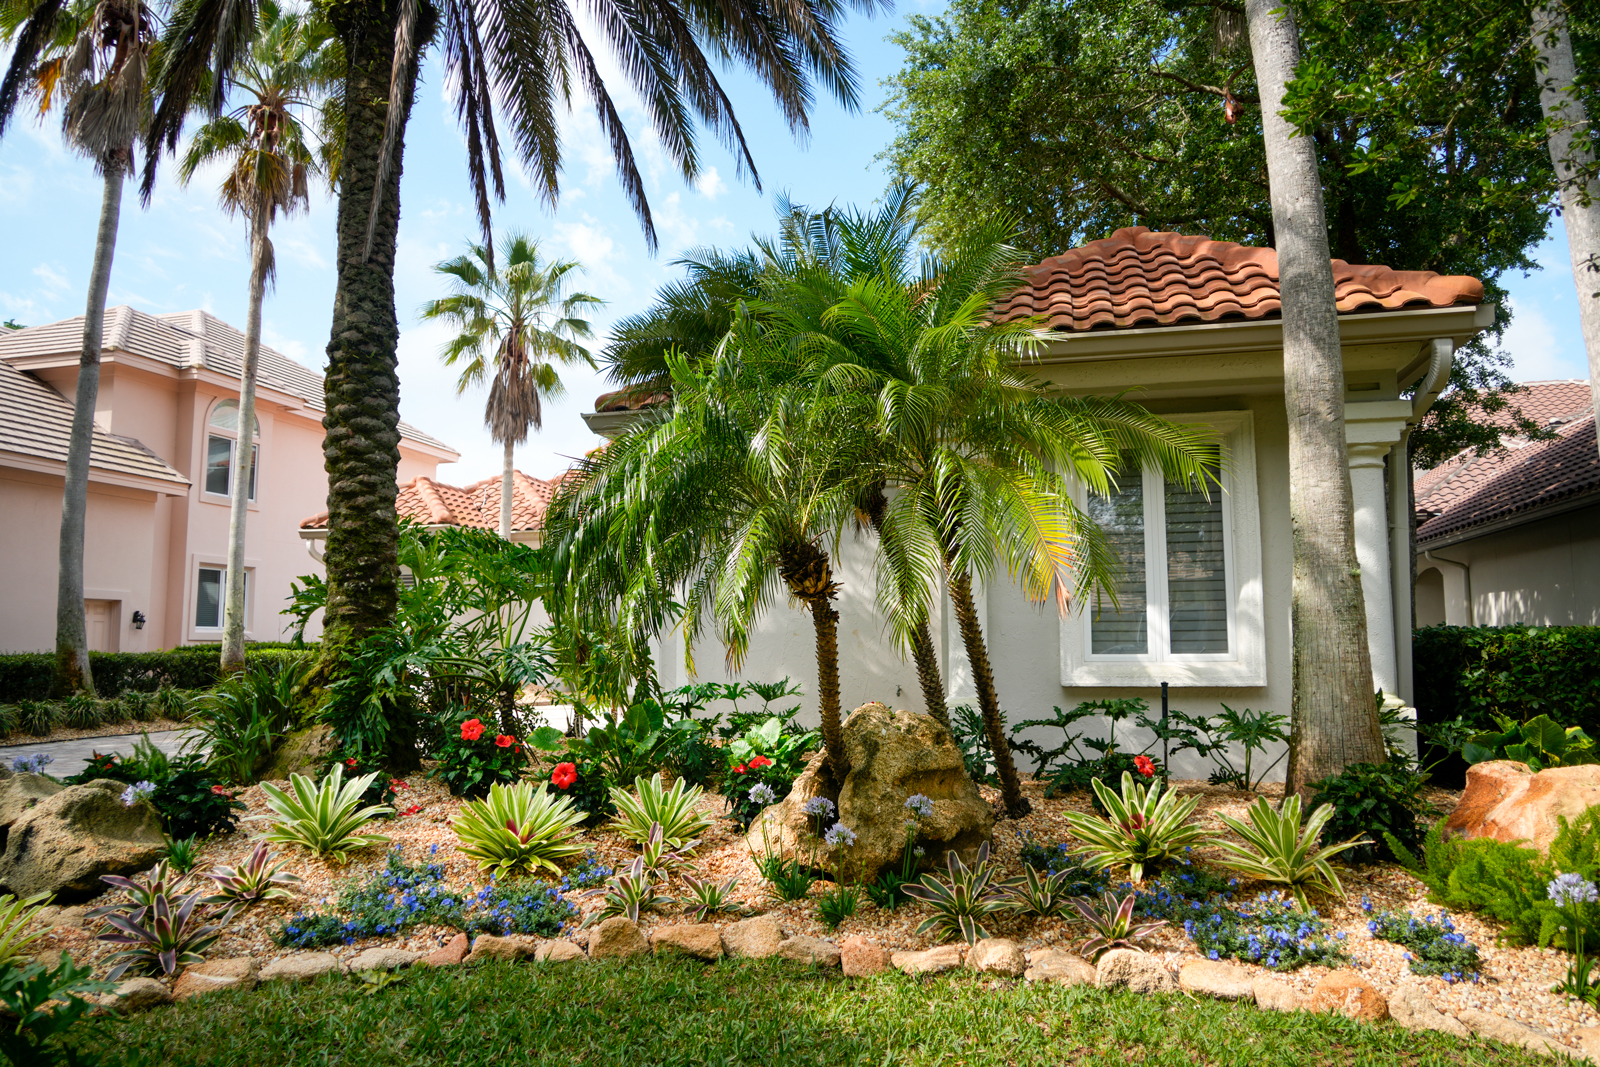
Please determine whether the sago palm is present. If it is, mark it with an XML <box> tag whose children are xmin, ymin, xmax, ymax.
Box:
<box><xmin>1</xmin><ymin>0</ymin><xmax>159</xmax><ymax>696</ymax></box>
<box><xmin>175</xmin><ymin>0</ymin><xmax>341</xmax><ymax>673</ymax></box>
<box><xmin>421</xmin><ymin>235</ymin><xmax>602</xmax><ymax>540</ymax></box>
<box><xmin>143</xmin><ymin>0</ymin><xmax>882</xmax><ymax>653</ymax></box>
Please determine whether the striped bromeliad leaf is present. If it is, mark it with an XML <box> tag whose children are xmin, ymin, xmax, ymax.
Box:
<box><xmin>901</xmin><ymin>842</ymin><xmax>1014</xmax><ymax>945</ymax></box>
<box><xmin>1062</xmin><ymin>771</ymin><xmax>1206</xmax><ymax>883</ymax></box>
<box><xmin>1209</xmin><ymin>794</ymin><xmax>1365</xmax><ymax>910</ymax></box>
<box><xmin>255</xmin><ymin>763</ymin><xmax>393</xmax><ymax>863</ymax></box>
<box><xmin>453</xmin><ymin>781</ymin><xmax>587</xmax><ymax>877</ymax></box>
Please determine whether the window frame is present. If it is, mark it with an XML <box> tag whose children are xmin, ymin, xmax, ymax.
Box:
<box><xmin>193</xmin><ymin>565</ymin><xmax>249</xmax><ymax>633</ymax></box>
<box><xmin>1059</xmin><ymin>410</ymin><xmax>1265</xmax><ymax>687</ymax></box>
<box><xmin>201</xmin><ymin>400</ymin><xmax>259</xmax><ymax>503</ymax></box>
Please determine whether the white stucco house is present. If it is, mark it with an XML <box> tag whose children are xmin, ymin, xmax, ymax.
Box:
<box><xmin>584</xmin><ymin>228</ymin><xmax>1491</xmax><ymax>775</ymax></box>
<box><xmin>0</xmin><ymin>308</ymin><xmax>459</xmax><ymax>653</ymax></box>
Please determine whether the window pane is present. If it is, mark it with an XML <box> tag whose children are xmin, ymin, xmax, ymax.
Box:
<box><xmin>196</xmin><ymin>568</ymin><xmax>223</xmax><ymax>628</ymax></box>
<box><xmin>205</xmin><ymin>436</ymin><xmax>231</xmax><ymax>495</ymax></box>
<box><xmin>1166</xmin><ymin>474</ymin><xmax>1228</xmax><ymax>654</ymax></box>
<box><xmin>209</xmin><ymin>400</ymin><xmax>239</xmax><ymax>432</ymax></box>
<box><xmin>1089</xmin><ymin>466</ymin><xmax>1148</xmax><ymax>654</ymax></box>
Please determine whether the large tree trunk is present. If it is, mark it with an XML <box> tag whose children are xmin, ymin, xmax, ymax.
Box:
<box><xmin>1533</xmin><ymin>3</ymin><xmax>1600</xmax><ymax>459</ymax></box>
<box><xmin>319</xmin><ymin>0</ymin><xmax>415</xmax><ymax>645</ymax></box>
<box><xmin>949</xmin><ymin>570</ymin><xmax>1031</xmax><ymax>817</ymax></box>
<box><xmin>52</xmin><ymin>163</ymin><xmax>124</xmax><ymax>697</ymax></box>
<box><xmin>779</xmin><ymin>540</ymin><xmax>847</xmax><ymax>786</ymax></box>
<box><xmin>499</xmin><ymin>437</ymin><xmax>514</xmax><ymax>539</ymax></box>
<box><xmin>861</xmin><ymin>486</ymin><xmax>948</xmax><ymax>725</ymax></box>
<box><xmin>1246</xmin><ymin>0</ymin><xmax>1385</xmax><ymax>797</ymax></box>
<box><xmin>222</xmin><ymin>211</ymin><xmax>269</xmax><ymax>673</ymax></box>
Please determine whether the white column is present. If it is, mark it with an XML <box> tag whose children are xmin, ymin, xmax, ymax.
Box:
<box><xmin>1347</xmin><ymin>441</ymin><xmax>1398</xmax><ymax>696</ymax></box>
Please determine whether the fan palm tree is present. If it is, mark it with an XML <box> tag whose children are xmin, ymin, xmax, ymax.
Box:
<box><xmin>422</xmin><ymin>235</ymin><xmax>602</xmax><ymax>541</ymax></box>
<box><xmin>176</xmin><ymin>1</ymin><xmax>341</xmax><ymax>673</ymax></box>
<box><xmin>1</xmin><ymin>0</ymin><xmax>158</xmax><ymax>696</ymax></box>
<box><xmin>140</xmin><ymin>0</ymin><xmax>882</xmax><ymax>655</ymax></box>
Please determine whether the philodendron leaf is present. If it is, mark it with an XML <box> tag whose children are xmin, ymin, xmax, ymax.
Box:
<box><xmin>754</xmin><ymin>717</ymin><xmax>782</xmax><ymax>748</ymax></box>
<box><xmin>530</xmin><ymin>726</ymin><xmax>566</xmax><ymax>752</ymax></box>
<box><xmin>1522</xmin><ymin>715</ymin><xmax>1570</xmax><ymax>754</ymax></box>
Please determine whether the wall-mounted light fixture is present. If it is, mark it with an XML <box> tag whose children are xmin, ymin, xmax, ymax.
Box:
<box><xmin>131</xmin><ymin>611</ymin><xmax>146</xmax><ymax>630</ymax></box>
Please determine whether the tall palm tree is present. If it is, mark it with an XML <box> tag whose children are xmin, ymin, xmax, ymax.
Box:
<box><xmin>1245</xmin><ymin>0</ymin><xmax>1384</xmax><ymax>795</ymax></box>
<box><xmin>143</xmin><ymin>0</ymin><xmax>883</xmax><ymax>658</ymax></box>
<box><xmin>1</xmin><ymin>0</ymin><xmax>158</xmax><ymax>696</ymax></box>
<box><xmin>176</xmin><ymin>1</ymin><xmax>341</xmax><ymax>673</ymax></box>
<box><xmin>422</xmin><ymin>235</ymin><xmax>602</xmax><ymax>542</ymax></box>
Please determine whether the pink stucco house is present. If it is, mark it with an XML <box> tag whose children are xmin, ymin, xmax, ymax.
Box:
<box><xmin>0</xmin><ymin>308</ymin><xmax>458</xmax><ymax>653</ymax></box>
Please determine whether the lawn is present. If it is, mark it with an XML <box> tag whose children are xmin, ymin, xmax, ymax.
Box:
<box><xmin>75</xmin><ymin>958</ymin><xmax>1550</xmax><ymax>1067</ymax></box>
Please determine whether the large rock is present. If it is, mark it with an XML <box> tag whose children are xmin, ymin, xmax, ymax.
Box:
<box><xmin>1443</xmin><ymin>761</ymin><xmax>1600</xmax><ymax>852</ymax></box>
<box><xmin>420</xmin><ymin>934</ymin><xmax>470</xmax><ymax>968</ymax></box>
<box><xmin>651</xmin><ymin>924</ymin><xmax>724</xmax><ymax>961</ymax></box>
<box><xmin>1252</xmin><ymin>977</ymin><xmax>1306</xmax><ymax>1013</ymax></box>
<box><xmin>173</xmin><ymin>958</ymin><xmax>258</xmax><ymax>1000</ymax></box>
<box><xmin>745</xmin><ymin>703</ymin><xmax>995</xmax><ymax>882</ymax></box>
<box><xmin>463</xmin><ymin>935</ymin><xmax>538</xmax><ymax>964</ymax></box>
<box><xmin>261</xmin><ymin>952</ymin><xmax>344</xmax><ymax>983</ymax></box>
<box><xmin>537</xmin><ymin>940</ymin><xmax>587</xmax><ymax>963</ymax></box>
<box><xmin>96</xmin><ymin>977</ymin><xmax>172</xmax><ymax>1014</ymax></box>
<box><xmin>348</xmin><ymin>947</ymin><xmax>424</xmax><ymax>972</ymax></box>
<box><xmin>840</xmin><ymin>936</ymin><xmax>892</xmax><ymax>977</ymax></box>
<box><xmin>262</xmin><ymin>725</ymin><xmax>339</xmax><ymax>781</ymax></box>
<box><xmin>588</xmin><ymin>917</ymin><xmax>650</xmax><ymax>960</ymax></box>
<box><xmin>966</xmin><ymin>938</ymin><xmax>1025</xmax><ymax>978</ymax></box>
<box><xmin>1023</xmin><ymin>948</ymin><xmax>1095</xmax><ymax>986</ymax></box>
<box><xmin>1387</xmin><ymin>982</ymin><xmax>1469</xmax><ymax>1038</ymax></box>
<box><xmin>1308</xmin><ymin>972</ymin><xmax>1388</xmax><ymax>1023</ymax></box>
<box><xmin>777</xmin><ymin>935</ymin><xmax>840</xmax><ymax>967</ymax></box>
<box><xmin>1457</xmin><ymin>1009</ymin><xmax>1581</xmax><ymax>1057</ymax></box>
<box><xmin>721</xmin><ymin>915</ymin><xmax>784</xmax><ymax>959</ymax></box>
<box><xmin>0</xmin><ymin>781</ymin><xmax>164</xmax><ymax>901</ymax></box>
<box><xmin>891</xmin><ymin>945</ymin><xmax>964</xmax><ymax>975</ymax></box>
<box><xmin>1095</xmin><ymin>950</ymin><xmax>1175</xmax><ymax>993</ymax></box>
<box><xmin>1177</xmin><ymin>959</ymin><xmax>1254</xmax><ymax>1000</ymax></box>
<box><xmin>0</xmin><ymin>774</ymin><xmax>64</xmax><ymax>835</ymax></box>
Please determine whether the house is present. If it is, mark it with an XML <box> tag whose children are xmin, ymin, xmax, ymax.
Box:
<box><xmin>299</xmin><ymin>469</ymin><xmax>564</xmax><ymax>551</ymax></box>
<box><xmin>582</xmin><ymin>227</ymin><xmax>1491</xmax><ymax>771</ymax></box>
<box><xmin>1414</xmin><ymin>379</ymin><xmax>1599</xmax><ymax>626</ymax></box>
<box><xmin>0</xmin><ymin>307</ymin><xmax>459</xmax><ymax>653</ymax></box>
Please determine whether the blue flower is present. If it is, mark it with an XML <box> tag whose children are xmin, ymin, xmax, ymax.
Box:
<box><xmin>1208</xmin><ymin>949</ymin><xmax>1219</xmax><ymax>960</ymax></box>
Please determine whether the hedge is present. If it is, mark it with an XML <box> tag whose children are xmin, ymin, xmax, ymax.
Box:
<box><xmin>0</xmin><ymin>644</ymin><xmax>316</xmax><ymax>701</ymax></box>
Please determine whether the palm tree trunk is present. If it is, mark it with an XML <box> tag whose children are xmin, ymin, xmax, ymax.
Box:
<box><xmin>1533</xmin><ymin>3</ymin><xmax>1600</xmax><ymax>462</ymax></box>
<box><xmin>861</xmin><ymin>486</ymin><xmax>948</xmax><ymax>725</ymax></box>
<box><xmin>319</xmin><ymin>0</ymin><xmax>417</xmax><ymax>645</ymax></box>
<box><xmin>1246</xmin><ymin>0</ymin><xmax>1385</xmax><ymax>797</ymax></box>
<box><xmin>949</xmin><ymin>570</ymin><xmax>1030</xmax><ymax>817</ymax></box>
<box><xmin>52</xmin><ymin>162</ymin><xmax>124</xmax><ymax>697</ymax></box>
<box><xmin>779</xmin><ymin>540</ymin><xmax>847</xmax><ymax>785</ymax></box>
<box><xmin>500</xmin><ymin>438</ymin><xmax>514</xmax><ymax>539</ymax></box>
<box><xmin>222</xmin><ymin>211</ymin><xmax>269</xmax><ymax>673</ymax></box>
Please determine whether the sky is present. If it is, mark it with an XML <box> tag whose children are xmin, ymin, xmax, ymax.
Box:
<box><xmin>0</xmin><ymin>10</ymin><xmax>1592</xmax><ymax>486</ymax></box>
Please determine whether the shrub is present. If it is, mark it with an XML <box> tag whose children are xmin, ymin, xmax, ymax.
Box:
<box><xmin>452</xmin><ymin>781</ymin><xmax>586</xmax><ymax>877</ymax></box>
<box><xmin>902</xmin><ymin>842</ymin><xmax>1011</xmax><ymax>944</ymax></box>
<box><xmin>1463</xmin><ymin>713</ymin><xmax>1597</xmax><ymax>771</ymax></box>
<box><xmin>0</xmin><ymin>892</ymin><xmax>52</xmax><ymax>967</ymax></box>
<box><xmin>257</xmin><ymin>765</ymin><xmax>393</xmax><ymax>863</ymax></box>
<box><xmin>1413</xmin><ymin>625</ymin><xmax>1600</xmax><ymax>736</ymax></box>
<box><xmin>0</xmin><ymin>646</ymin><xmax>317</xmax><ymax>702</ymax></box>
<box><xmin>1062</xmin><ymin>771</ymin><xmax>1206</xmax><ymax>882</ymax></box>
<box><xmin>432</xmin><ymin>714</ymin><xmax>528</xmax><ymax>798</ymax></box>
<box><xmin>610</xmin><ymin>773</ymin><xmax>712</xmax><ymax>850</ymax></box>
<box><xmin>540</xmin><ymin>757</ymin><xmax>613</xmax><ymax>826</ymax></box>
<box><xmin>0</xmin><ymin>954</ymin><xmax>114</xmax><ymax>1067</ymax></box>
<box><xmin>1363</xmin><ymin>902</ymin><xmax>1481</xmax><ymax>981</ymax></box>
<box><xmin>67</xmin><ymin>743</ymin><xmax>245</xmax><ymax>840</ymax></box>
<box><xmin>1307</xmin><ymin>761</ymin><xmax>1428</xmax><ymax>865</ymax></box>
<box><xmin>186</xmin><ymin>661</ymin><xmax>306</xmax><ymax>784</ymax></box>
<box><xmin>15</xmin><ymin>700</ymin><xmax>57</xmax><ymax>737</ymax></box>
<box><xmin>1210</xmin><ymin>795</ymin><xmax>1365</xmax><ymax>909</ymax></box>
<box><xmin>1071</xmin><ymin>891</ymin><xmax>1166</xmax><ymax>962</ymax></box>
<box><xmin>661</xmin><ymin>717</ymin><xmax>723</xmax><ymax>789</ymax></box>
<box><xmin>201</xmin><ymin>842</ymin><xmax>300</xmax><ymax>907</ymax></box>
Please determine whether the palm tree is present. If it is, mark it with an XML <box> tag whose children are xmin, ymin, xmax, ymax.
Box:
<box><xmin>1</xmin><ymin>0</ymin><xmax>158</xmax><ymax>696</ymax></box>
<box><xmin>176</xmin><ymin>2</ymin><xmax>341</xmax><ymax>673</ymax></box>
<box><xmin>1245</xmin><ymin>0</ymin><xmax>1385</xmax><ymax>795</ymax></box>
<box><xmin>143</xmin><ymin>0</ymin><xmax>882</xmax><ymax>655</ymax></box>
<box><xmin>421</xmin><ymin>235</ymin><xmax>603</xmax><ymax>541</ymax></box>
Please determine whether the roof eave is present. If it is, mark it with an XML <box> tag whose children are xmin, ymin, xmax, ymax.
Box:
<box><xmin>1417</xmin><ymin>486</ymin><xmax>1600</xmax><ymax>551</ymax></box>
<box><xmin>0</xmin><ymin>450</ymin><xmax>190</xmax><ymax>495</ymax></box>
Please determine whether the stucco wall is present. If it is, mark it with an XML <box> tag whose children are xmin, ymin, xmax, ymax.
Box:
<box><xmin>1415</xmin><ymin>502</ymin><xmax>1600</xmax><ymax>627</ymax></box>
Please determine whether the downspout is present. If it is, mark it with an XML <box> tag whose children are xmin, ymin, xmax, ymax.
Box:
<box><xmin>1423</xmin><ymin>550</ymin><xmax>1474</xmax><ymax>626</ymax></box>
<box><xmin>1391</xmin><ymin>337</ymin><xmax>1455</xmax><ymax>701</ymax></box>
<box><xmin>304</xmin><ymin>535</ymin><xmax>326</xmax><ymax>563</ymax></box>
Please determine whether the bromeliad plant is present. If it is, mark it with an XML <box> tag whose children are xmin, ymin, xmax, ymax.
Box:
<box><xmin>1063</xmin><ymin>772</ymin><xmax>1206</xmax><ymax>883</ymax></box>
<box><xmin>200</xmin><ymin>842</ymin><xmax>301</xmax><ymax>907</ymax></box>
<box><xmin>256</xmin><ymin>764</ymin><xmax>393</xmax><ymax>863</ymax></box>
<box><xmin>679</xmin><ymin>872</ymin><xmax>748</xmax><ymax>921</ymax></box>
<box><xmin>902</xmin><ymin>842</ymin><xmax>1012</xmax><ymax>945</ymax></box>
<box><xmin>453</xmin><ymin>781</ymin><xmax>587</xmax><ymax>876</ymax></box>
<box><xmin>1071</xmin><ymin>891</ymin><xmax>1168</xmax><ymax>962</ymax></box>
<box><xmin>1002</xmin><ymin>864</ymin><xmax>1078</xmax><ymax>919</ymax></box>
<box><xmin>92</xmin><ymin>864</ymin><xmax>233</xmax><ymax>978</ymax></box>
<box><xmin>639</xmin><ymin>823</ymin><xmax>698</xmax><ymax>880</ymax></box>
<box><xmin>1210</xmin><ymin>795</ymin><xmax>1365</xmax><ymax>910</ymax></box>
<box><xmin>586</xmin><ymin>857</ymin><xmax>669</xmax><ymax>924</ymax></box>
<box><xmin>610</xmin><ymin>773</ymin><xmax>713</xmax><ymax>851</ymax></box>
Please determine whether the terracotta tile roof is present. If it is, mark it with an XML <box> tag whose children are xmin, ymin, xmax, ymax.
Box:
<box><xmin>594</xmin><ymin>385</ymin><xmax>671</xmax><ymax>413</ymax></box>
<box><xmin>0</xmin><ymin>308</ymin><xmax>456</xmax><ymax>455</ymax></box>
<box><xmin>1416</xmin><ymin>381</ymin><xmax>1599</xmax><ymax>544</ymax></box>
<box><xmin>299</xmin><ymin>469</ymin><xmax>562</xmax><ymax>532</ymax></box>
<box><xmin>996</xmin><ymin>227</ymin><xmax>1484</xmax><ymax>331</ymax></box>
<box><xmin>0</xmin><ymin>359</ymin><xmax>188</xmax><ymax>486</ymax></box>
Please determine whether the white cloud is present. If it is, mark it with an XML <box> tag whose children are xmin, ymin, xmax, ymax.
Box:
<box><xmin>1500</xmin><ymin>296</ymin><xmax>1588</xmax><ymax>382</ymax></box>
<box><xmin>32</xmin><ymin>264</ymin><xmax>70</xmax><ymax>292</ymax></box>
<box><xmin>695</xmin><ymin>166</ymin><xmax>728</xmax><ymax>200</ymax></box>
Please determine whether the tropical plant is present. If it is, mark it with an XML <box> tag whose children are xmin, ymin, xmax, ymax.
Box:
<box><xmin>1464</xmin><ymin>713</ymin><xmax>1598</xmax><ymax>771</ymax></box>
<box><xmin>817</xmin><ymin>883</ymin><xmax>859</xmax><ymax>929</ymax></box>
<box><xmin>1063</xmin><ymin>772</ymin><xmax>1207</xmax><ymax>883</ymax></box>
<box><xmin>758</xmin><ymin>856</ymin><xmax>817</xmax><ymax>903</ymax></box>
<box><xmin>0</xmin><ymin>953</ymin><xmax>113</xmax><ymax>1067</ymax></box>
<box><xmin>255</xmin><ymin>764</ymin><xmax>393</xmax><ymax>862</ymax></box>
<box><xmin>1209</xmin><ymin>795</ymin><xmax>1365</xmax><ymax>910</ymax></box>
<box><xmin>679</xmin><ymin>873</ymin><xmax>746</xmax><ymax>921</ymax></box>
<box><xmin>901</xmin><ymin>842</ymin><xmax>1012</xmax><ymax>945</ymax></box>
<box><xmin>1308</xmin><ymin>761</ymin><xmax>1431</xmax><ymax>865</ymax></box>
<box><xmin>433</xmin><ymin>715</ymin><xmax>528</xmax><ymax>799</ymax></box>
<box><xmin>1001</xmin><ymin>864</ymin><xmax>1077</xmax><ymax>919</ymax></box>
<box><xmin>161</xmin><ymin>835</ymin><xmax>201</xmax><ymax>875</ymax></box>
<box><xmin>534</xmin><ymin>703</ymin><xmax>668</xmax><ymax>788</ymax></box>
<box><xmin>92</xmin><ymin>864</ymin><xmax>233</xmax><ymax>978</ymax></box>
<box><xmin>610</xmin><ymin>773</ymin><xmax>712</xmax><ymax>850</ymax></box>
<box><xmin>452</xmin><ymin>781</ymin><xmax>586</xmax><ymax>877</ymax></box>
<box><xmin>1</xmin><ymin>0</ymin><xmax>160</xmax><ymax>697</ymax></box>
<box><xmin>422</xmin><ymin>234</ymin><xmax>603</xmax><ymax>548</ymax></box>
<box><xmin>586</xmin><ymin>857</ymin><xmax>668</xmax><ymax>924</ymax></box>
<box><xmin>638</xmin><ymin>822</ymin><xmax>697</xmax><ymax>880</ymax></box>
<box><xmin>184</xmin><ymin>659</ymin><xmax>305</xmax><ymax>782</ymax></box>
<box><xmin>0</xmin><ymin>892</ymin><xmax>52</xmax><ymax>967</ymax></box>
<box><xmin>1071</xmin><ymin>891</ymin><xmax>1167</xmax><ymax>962</ymax></box>
<box><xmin>201</xmin><ymin>842</ymin><xmax>300</xmax><ymax>907</ymax></box>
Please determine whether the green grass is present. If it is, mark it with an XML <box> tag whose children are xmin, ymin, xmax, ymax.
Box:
<box><xmin>79</xmin><ymin>957</ymin><xmax>1549</xmax><ymax>1067</ymax></box>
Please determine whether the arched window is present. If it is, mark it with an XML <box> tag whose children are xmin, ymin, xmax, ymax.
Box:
<box><xmin>204</xmin><ymin>400</ymin><xmax>259</xmax><ymax>500</ymax></box>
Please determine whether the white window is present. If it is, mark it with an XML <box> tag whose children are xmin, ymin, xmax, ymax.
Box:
<box><xmin>1060</xmin><ymin>410</ymin><xmax>1265</xmax><ymax>687</ymax></box>
<box><xmin>194</xmin><ymin>566</ymin><xmax>247</xmax><ymax>630</ymax></box>
<box><xmin>203</xmin><ymin>400</ymin><xmax>258</xmax><ymax>500</ymax></box>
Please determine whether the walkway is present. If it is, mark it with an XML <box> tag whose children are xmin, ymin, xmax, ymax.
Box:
<box><xmin>0</xmin><ymin>729</ymin><xmax>192</xmax><ymax>779</ymax></box>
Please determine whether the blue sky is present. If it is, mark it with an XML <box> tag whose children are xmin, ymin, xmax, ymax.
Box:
<box><xmin>0</xmin><ymin>9</ymin><xmax>1591</xmax><ymax>485</ymax></box>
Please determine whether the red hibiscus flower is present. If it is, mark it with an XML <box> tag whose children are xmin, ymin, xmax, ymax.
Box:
<box><xmin>1134</xmin><ymin>755</ymin><xmax>1155</xmax><ymax>778</ymax></box>
<box><xmin>390</xmin><ymin>779</ymin><xmax>407</xmax><ymax>791</ymax></box>
<box><xmin>551</xmin><ymin>762</ymin><xmax>578</xmax><ymax>790</ymax></box>
<box><xmin>733</xmin><ymin>763</ymin><xmax>747</xmax><ymax>775</ymax></box>
<box><xmin>460</xmin><ymin>718</ymin><xmax>486</xmax><ymax>741</ymax></box>
<box><xmin>494</xmin><ymin>734</ymin><xmax>515</xmax><ymax>748</ymax></box>
<box><xmin>748</xmin><ymin>755</ymin><xmax>772</xmax><ymax>770</ymax></box>
<box><xmin>210</xmin><ymin>784</ymin><xmax>231</xmax><ymax>796</ymax></box>
<box><xmin>346</xmin><ymin>758</ymin><xmax>359</xmax><ymax>768</ymax></box>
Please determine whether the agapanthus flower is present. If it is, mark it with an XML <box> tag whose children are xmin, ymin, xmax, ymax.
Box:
<box><xmin>748</xmin><ymin>783</ymin><xmax>778</xmax><ymax>807</ymax></box>
<box><xmin>12</xmin><ymin>754</ymin><xmax>53</xmax><ymax>775</ymax></box>
<box><xmin>904</xmin><ymin>794</ymin><xmax>935</xmax><ymax>819</ymax></box>
<box><xmin>120</xmin><ymin>780</ymin><xmax>156</xmax><ymax>807</ymax></box>
<box><xmin>801</xmin><ymin>797</ymin><xmax>836</xmax><ymax>819</ymax></box>
<box><xmin>1548</xmin><ymin>872</ymin><xmax>1599</xmax><ymax>907</ymax></box>
<box><xmin>824</xmin><ymin>822</ymin><xmax>857</xmax><ymax>847</ymax></box>
<box><xmin>460</xmin><ymin>718</ymin><xmax>486</xmax><ymax>742</ymax></box>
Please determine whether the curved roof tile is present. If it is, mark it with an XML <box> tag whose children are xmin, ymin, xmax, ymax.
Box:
<box><xmin>300</xmin><ymin>470</ymin><xmax>563</xmax><ymax>532</ymax></box>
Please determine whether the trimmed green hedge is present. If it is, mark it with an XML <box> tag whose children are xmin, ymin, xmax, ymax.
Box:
<box><xmin>0</xmin><ymin>644</ymin><xmax>316</xmax><ymax>701</ymax></box>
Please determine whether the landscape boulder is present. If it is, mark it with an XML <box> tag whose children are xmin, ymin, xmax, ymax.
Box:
<box><xmin>891</xmin><ymin>945</ymin><xmax>964</xmax><ymax>976</ymax></box>
<box><xmin>173</xmin><ymin>958</ymin><xmax>259</xmax><ymax>1000</ymax></box>
<box><xmin>420</xmin><ymin>934</ymin><xmax>470</xmax><ymax>968</ymax></box>
<box><xmin>721</xmin><ymin>915</ymin><xmax>784</xmax><ymax>959</ymax></box>
<box><xmin>840</xmin><ymin>936</ymin><xmax>892</xmax><ymax>977</ymax></box>
<box><xmin>0</xmin><ymin>780</ymin><xmax>164</xmax><ymax>901</ymax></box>
<box><xmin>463</xmin><ymin>935</ymin><xmax>538</xmax><ymax>964</ymax></box>
<box><xmin>1251</xmin><ymin>977</ymin><xmax>1305</xmax><ymax>1013</ymax></box>
<box><xmin>777</xmin><ymin>935</ymin><xmax>841</xmax><ymax>967</ymax></box>
<box><xmin>588</xmin><ymin>917</ymin><xmax>650</xmax><ymax>960</ymax></box>
<box><xmin>651</xmin><ymin>924</ymin><xmax>724</xmax><ymax>961</ymax></box>
<box><xmin>745</xmin><ymin>703</ymin><xmax>995</xmax><ymax>882</ymax></box>
<box><xmin>260</xmin><ymin>952</ymin><xmax>344</xmax><ymax>983</ymax></box>
<box><xmin>1095</xmin><ymin>950</ymin><xmax>1175</xmax><ymax>993</ymax></box>
<box><xmin>1308</xmin><ymin>972</ymin><xmax>1388</xmax><ymax>1023</ymax></box>
<box><xmin>96</xmin><ymin>977</ymin><xmax>171</xmax><ymax>1013</ymax></box>
<box><xmin>1387</xmin><ymin>982</ymin><xmax>1469</xmax><ymax>1037</ymax></box>
<box><xmin>537</xmin><ymin>941</ymin><xmax>587</xmax><ymax>963</ymax></box>
<box><xmin>349</xmin><ymin>947</ymin><xmax>424</xmax><ymax>972</ymax></box>
<box><xmin>1457</xmin><ymin>1009</ymin><xmax>1580</xmax><ymax>1057</ymax></box>
<box><xmin>966</xmin><ymin>938</ymin><xmax>1025</xmax><ymax>978</ymax></box>
<box><xmin>1177</xmin><ymin>959</ymin><xmax>1254</xmax><ymax>1000</ymax></box>
<box><xmin>1023</xmin><ymin>948</ymin><xmax>1095</xmax><ymax>986</ymax></box>
<box><xmin>1443</xmin><ymin>761</ymin><xmax>1600</xmax><ymax>852</ymax></box>
<box><xmin>0</xmin><ymin>774</ymin><xmax>64</xmax><ymax>835</ymax></box>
